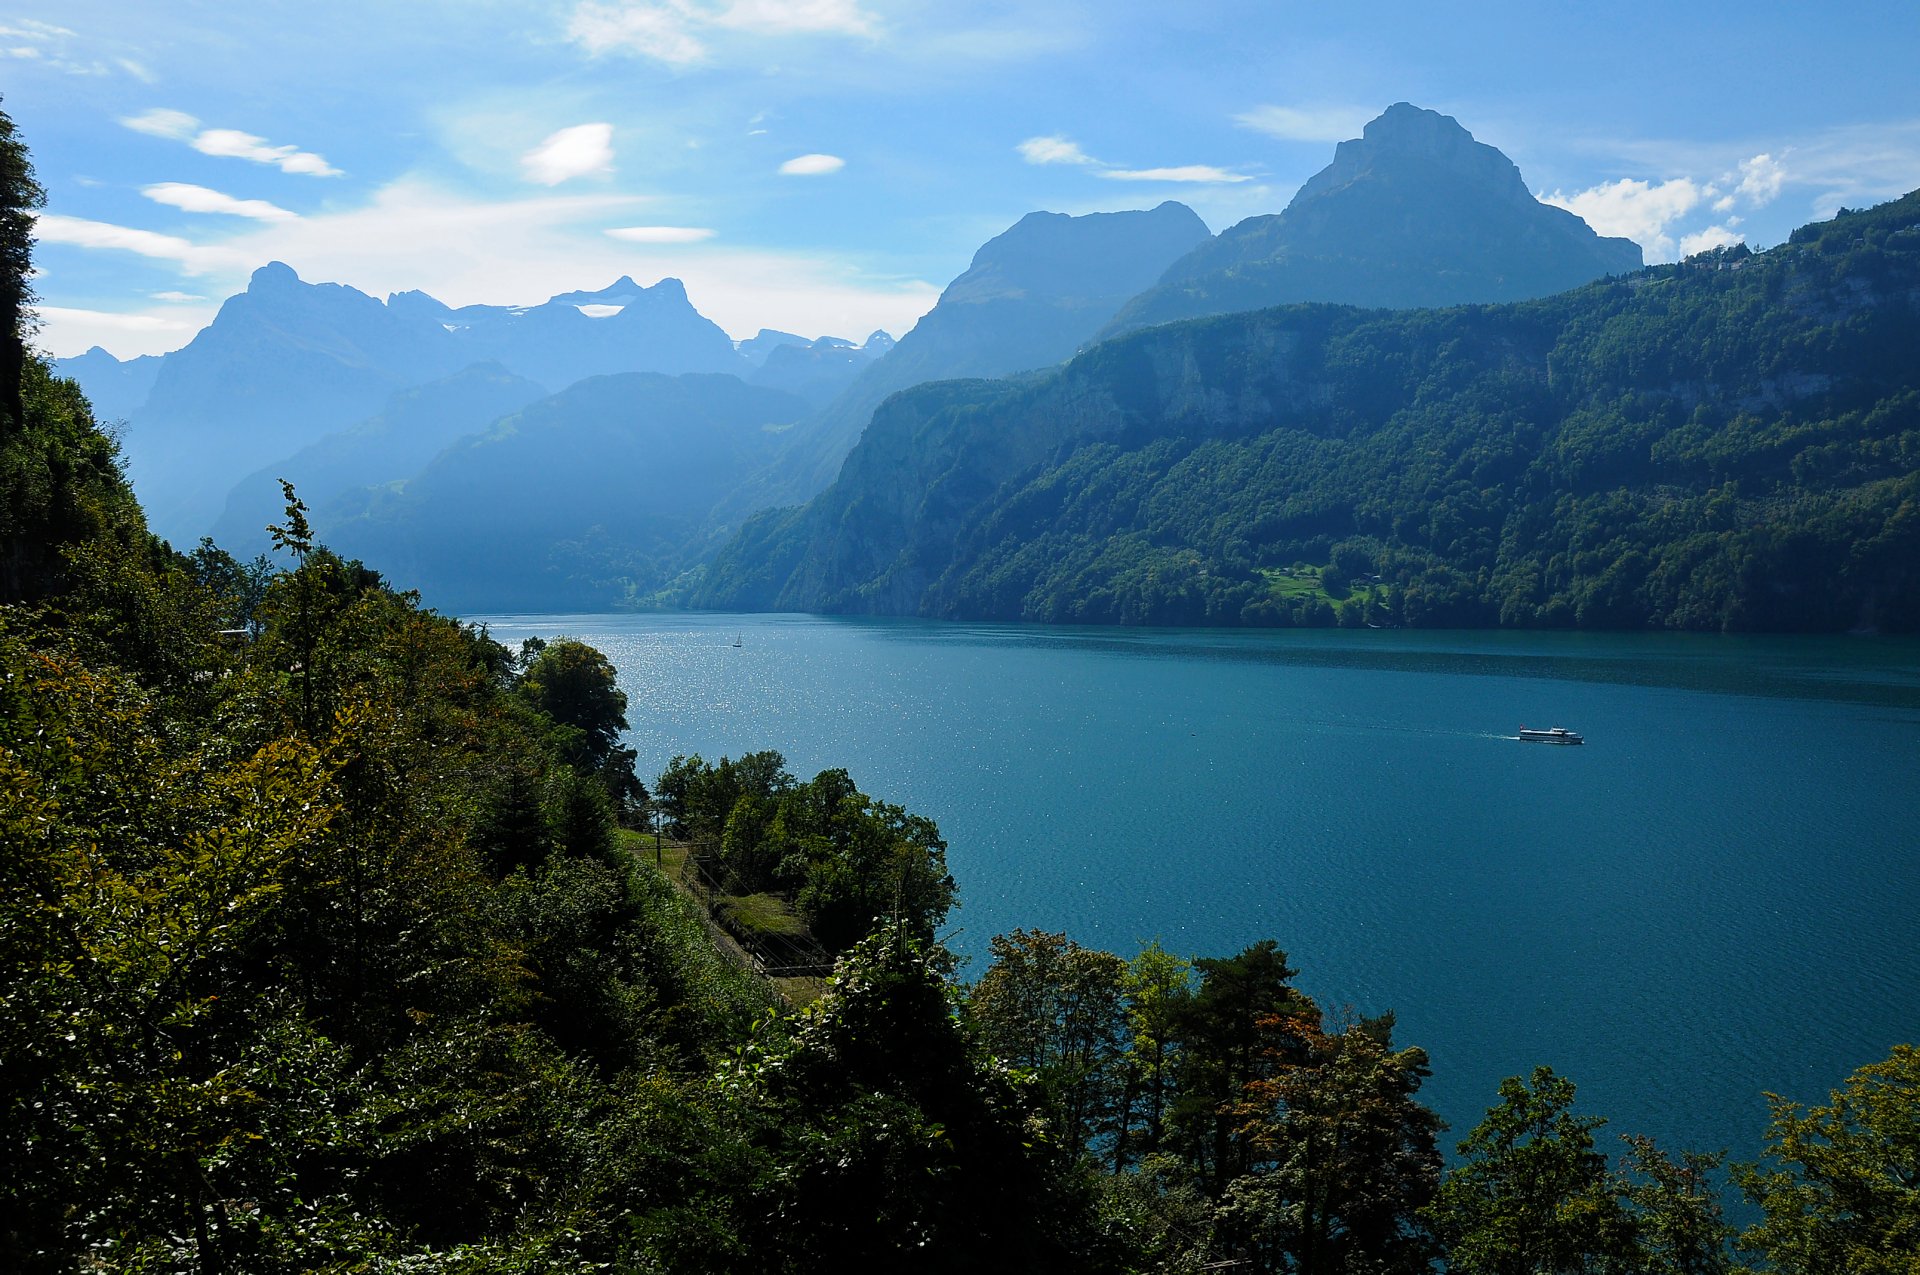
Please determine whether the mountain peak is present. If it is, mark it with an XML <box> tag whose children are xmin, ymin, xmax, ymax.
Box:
<box><xmin>1289</xmin><ymin>102</ymin><xmax>1524</xmax><ymax>209</ymax></box>
<box><xmin>1361</xmin><ymin>102</ymin><xmax>1474</xmax><ymax>149</ymax></box>
<box><xmin>247</xmin><ymin>261</ymin><xmax>303</xmax><ymax>294</ymax></box>
<box><xmin>643</xmin><ymin>277</ymin><xmax>689</xmax><ymax>303</ymax></box>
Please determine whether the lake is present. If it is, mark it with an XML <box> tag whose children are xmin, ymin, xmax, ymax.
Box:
<box><xmin>474</xmin><ymin>612</ymin><xmax>1920</xmax><ymax>1168</ymax></box>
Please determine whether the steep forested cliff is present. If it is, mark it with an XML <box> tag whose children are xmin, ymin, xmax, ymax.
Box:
<box><xmin>697</xmin><ymin>193</ymin><xmax>1920</xmax><ymax>633</ymax></box>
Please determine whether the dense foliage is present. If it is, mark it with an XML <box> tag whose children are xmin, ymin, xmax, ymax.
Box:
<box><xmin>700</xmin><ymin>193</ymin><xmax>1920</xmax><ymax>632</ymax></box>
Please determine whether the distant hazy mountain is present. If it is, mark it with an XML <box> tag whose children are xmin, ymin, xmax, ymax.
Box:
<box><xmin>747</xmin><ymin>331</ymin><xmax>894</xmax><ymax>406</ymax></box>
<box><xmin>97</xmin><ymin>263</ymin><xmax>756</xmax><ymax>544</ymax></box>
<box><xmin>695</xmin><ymin>193</ymin><xmax>1920</xmax><ymax>634</ymax></box>
<box><xmin>736</xmin><ymin>329</ymin><xmax>811</xmax><ymax>367</ymax></box>
<box><xmin>318</xmin><ymin>371</ymin><xmax>811</xmax><ymax>612</ymax></box>
<box><xmin>51</xmin><ymin>346</ymin><xmax>161</xmax><ymax>422</ymax></box>
<box><xmin>740</xmin><ymin>200</ymin><xmax>1213</xmax><ymax>507</ymax></box>
<box><xmin>386</xmin><ymin>275</ymin><xmax>741</xmax><ymax>389</ymax></box>
<box><xmin>1102</xmin><ymin>103</ymin><xmax>1643</xmax><ymax>338</ymax></box>
<box><xmin>209</xmin><ymin>362</ymin><xmax>551</xmax><ymax>557</ymax></box>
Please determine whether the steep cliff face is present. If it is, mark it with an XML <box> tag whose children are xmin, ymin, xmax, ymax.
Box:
<box><xmin>703</xmin><ymin>309</ymin><xmax>1374</xmax><ymax>613</ymax></box>
<box><xmin>1103</xmin><ymin>103</ymin><xmax>1643</xmax><ymax>338</ymax></box>
<box><xmin>698</xmin><ymin>194</ymin><xmax>1920</xmax><ymax>633</ymax></box>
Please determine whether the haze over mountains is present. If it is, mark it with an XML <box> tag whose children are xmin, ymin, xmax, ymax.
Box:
<box><xmin>52</xmin><ymin>102</ymin><xmax>1772</xmax><ymax>623</ymax></box>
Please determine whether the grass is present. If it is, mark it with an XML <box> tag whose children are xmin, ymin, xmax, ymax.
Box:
<box><xmin>716</xmin><ymin>891</ymin><xmax>810</xmax><ymax>939</ymax></box>
<box><xmin>615</xmin><ymin>828</ymin><xmax>829</xmax><ymax>1007</ymax></box>
<box><xmin>1258</xmin><ymin>565</ymin><xmax>1368</xmax><ymax>604</ymax></box>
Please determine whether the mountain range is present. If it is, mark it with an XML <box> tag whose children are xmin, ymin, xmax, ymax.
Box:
<box><xmin>52</xmin><ymin>101</ymin><xmax>1739</xmax><ymax>622</ymax></box>
<box><xmin>695</xmin><ymin>194</ymin><xmax>1920</xmax><ymax>632</ymax></box>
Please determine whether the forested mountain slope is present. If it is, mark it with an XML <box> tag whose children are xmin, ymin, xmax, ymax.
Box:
<box><xmin>697</xmin><ymin>194</ymin><xmax>1920</xmax><ymax>632</ymax></box>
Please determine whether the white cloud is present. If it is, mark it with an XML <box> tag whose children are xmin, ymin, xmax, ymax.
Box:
<box><xmin>121</xmin><ymin>108</ymin><xmax>200</xmax><ymax>140</ymax></box>
<box><xmin>606</xmin><ymin>225</ymin><xmax>716</xmax><ymax>243</ymax></box>
<box><xmin>779</xmin><ymin>152</ymin><xmax>844</xmax><ymax>175</ymax></box>
<box><xmin>1018</xmin><ymin>133</ymin><xmax>1252</xmax><ymax>185</ymax></box>
<box><xmin>151</xmin><ymin>291</ymin><xmax>206</xmax><ymax>303</ymax></box>
<box><xmin>522</xmin><ymin>123</ymin><xmax>616</xmax><ymax>185</ymax></box>
<box><xmin>31</xmin><ymin>213</ymin><xmax>244</xmax><ymax>275</ymax></box>
<box><xmin>142</xmin><ymin>182</ymin><xmax>299</xmax><ymax>222</ymax></box>
<box><xmin>34</xmin><ymin>304</ymin><xmax>216</xmax><ymax>359</ymax></box>
<box><xmin>1540</xmin><ymin>177</ymin><xmax>1711</xmax><ymax>261</ymax></box>
<box><xmin>567</xmin><ymin>0</ymin><xmax>877</xmax><ymax>65</ymax></box>
<box><xmin>0</xmin><ymin>19</ymin><xmax>142</xmax><ymax>78</ymax></box>
<box><xmin>1101</xmin><ymin>165</ymin><xmax>1252</xmax><ymax>184</ymax></box>
<box><xmin>122</xmin><ymin>110</ymin><xmax>340</xmax><ymax>175</ymax></box>
<box><xmin>1234</xmin><ymin>104</ymin><xmax>1370</xmax><ymax>143</ymax></box>
<box><xmin>1017</xmin><ymin>135</ymin><xmax>1098</xmax><ymax>166</ymax></box>
<box><xmin>1737</xmin><ymin>153</ymin><xmax>1787</xmax><ymax>206</ymax></box>
<box><xmin>1678</xmin><ymin>224</ymin><xmax>1745</xmax><ymax>257</ymax></box>
<box><xmin>193</xmin><ymin>128</ymin><xmax>342</xmax><ymax>177</ymax></box>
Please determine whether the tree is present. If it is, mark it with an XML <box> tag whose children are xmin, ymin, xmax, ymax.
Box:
<box><xmin>0</xmin><ymin>97</ymin><xmax>43</xmax><ymax>431</ymax></box>
<box><xmin>1425</xmin><ymin>1066</ymin><xmax>1635</xmax><ymax>1275</ymax></box>
<box><xmin>518</xmin><ymin>638</ymin><xmax>630</xmax><ymax>767</ymax></box>
<box><xmin>1218</xmin><ymin>1014</ymin><xmax>1444</xmax><ymax>1274</ymax></box>
<box><xmin>735</xmin><ymin>930</ymin><xmax>1098</xmax><ymax>1272</ymax></box>
<box><xmin>1171</xmin><ymin>940</ymin><xmax>1317</xmax><ymax>1193</ymax></box>
<box><xmin>1115</xmin><ymin>940</ymin><xmax>1194</xmax><ymax>1171</ymax></box>
<box><xmin>969</xmin><ymin>929</ymin><xmax>1132</xmax><ymax>1158</ymax></box>
<box><xmin>1736</xmin><ymin>1043</ymin><xmax>1920</xmax><ymax>1275</ymax></box>
<box><xmin>1618</xmin><ymin>1136</ymin><xmax>1733</xmax><ymax>1275</ymax></box>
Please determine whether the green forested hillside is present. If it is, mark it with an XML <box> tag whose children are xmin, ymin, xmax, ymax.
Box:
<box><xmin>697</xmin><ymin>194</ymin><xmax>1920</xmax><ymax>632</ymax></box>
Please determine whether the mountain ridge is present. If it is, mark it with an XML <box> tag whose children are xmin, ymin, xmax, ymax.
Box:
<box><xmin>694</xmin><ymin>193</ymin><xmax>1920</xmax><ymax>633</ymax></box>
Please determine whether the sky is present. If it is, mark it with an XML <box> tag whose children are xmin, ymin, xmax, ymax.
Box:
<box><xmin>10</xmin><ymin>0</ymin><xmax>1920</xmax><ymax>359</ymax></box>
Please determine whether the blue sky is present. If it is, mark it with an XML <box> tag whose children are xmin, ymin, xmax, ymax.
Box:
<box><xmin>12</xmin><ymin>0</ymin><xmax>1920</xmax><ymax>357</ymax></box>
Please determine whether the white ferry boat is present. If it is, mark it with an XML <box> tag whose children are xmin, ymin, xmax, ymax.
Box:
<box><xmin>1518</xmin><ymin>726</ymin><xmax>1584</xmax><ymax>745</ymax></box>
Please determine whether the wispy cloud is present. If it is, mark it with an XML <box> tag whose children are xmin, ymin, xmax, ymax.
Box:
<box><xmin>142</xmin><ymin>182</ymin><xmax>299</xmax><ymax>222</ymax></box>
<box><xmin>122</xmin><ymin>108</ymin><xmax>200</xmax><ymax>140</ymax></box>
<box><xmin>119</xmin><ymin>109</ymin><xmax>341</xmax><ymax>177</ymax></box>
<box><xmin>605</xmin><ymin>225</ymin><xmax>716</xmax><ymax>243</ymax></box>
<box><xmin>1016</xmin><ymin>135</ymin><xmax>1253</xmax><ymax>185</ymax></box>
<box><xmin>1234</xmin><ymin>104</ymin><xmax>1370</xmax><ymax>143</ymax></box>
<box><xmin>32</xmin><ymin>213</ymin><xmax>244</xmax><ymax>275</ymax></box>
<box><xmin>522</xmin><ymin>123</ymin><xmax>616</xmax><ymax>185</ymax></box>
<box><xmin>34</xmin><ymin>301</ymin><xmax>220</xmax><ymax>360</ymax></box>
<box><xmin>779</xmin><ymin>153</ymin><xmax>844</xmax><ymax>175</ymax></box>
<box><xmin>567</xmin><ymin>0</ymin><xmax>878</xmax><ymax>66</ymax></box>
<box><xmin>1102</xmin><ymin>165</ymin><xmax>1251</xmax><ymax>184</ymax></box>
<box><xmin>151</xmin><ymin>291</ymin><xmax>206</xmax><ymax>303</ymax></box>
<box><xmin>1017</xmin><ymin>135</ymin><xmax>1098</xmax><ymax>166</ymax></box>
<box><xmin>0</xmin><ymin>18</ymin><xmax>145</xmax><ymax>78</ymax></box>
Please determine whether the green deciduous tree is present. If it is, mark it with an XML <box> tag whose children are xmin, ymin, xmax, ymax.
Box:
<box><xmin>1426</xmin><ymin>1066</ymin><xmax>1635</xmax><ymax>1275</ymax></box>
<box><xmin>1736</xmin><ymin>1044</ymin><xmax>1920</xmax><ymax>1275</ymax></box>
<box><xmin>970</xmin><ymin>928</ymin><xmax>1132</xmax><ymax>1158</ymax></box>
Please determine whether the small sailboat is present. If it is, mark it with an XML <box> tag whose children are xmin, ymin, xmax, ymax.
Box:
<box><xmin>731</xmin><ymin>634</ymin><xmax>742</xmax><ymax>648</ymax></box>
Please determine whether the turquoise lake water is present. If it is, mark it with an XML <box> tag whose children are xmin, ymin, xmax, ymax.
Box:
<box><xmin>475</xmin><ymin>612</ymin><xmax>1920</xmax><ymax>1167</ymax></box>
